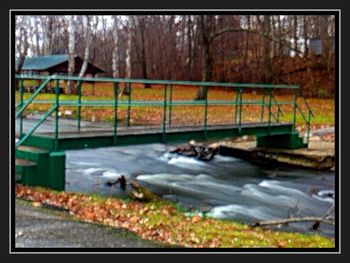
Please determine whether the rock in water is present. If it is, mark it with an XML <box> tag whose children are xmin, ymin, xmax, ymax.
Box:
<box><xmin>105</xmin><ymin>175</ymin><xmax>127</xmax><ymax>190</ymax></box>
<box><xmin>170</xmin><ymin>142</ymin><xmax>218</xmax><ymax>161</ymax></box>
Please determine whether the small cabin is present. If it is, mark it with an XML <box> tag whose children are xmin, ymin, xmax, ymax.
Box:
<box><xmin>17</xmin><ymin>54</ymin><xmax>106</xmax><ymax>93</ymax></box>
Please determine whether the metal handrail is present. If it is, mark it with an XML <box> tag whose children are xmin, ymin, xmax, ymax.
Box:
<box><xmin>20</xmin><ymin>99</ymin><xmax>294</xmax><ymax>107</ymax></box>
<box><xmin>15</xmin><ymin>76</ymin><xmax>51</xmax><ymax>119</ymax></box>
<box><xmin>15</xmin><ymin>105</ymin><xmax>57</xmax><ymax>149</ymax></box>
<box><xmin>295</xmin><ymin>89</ymin><xmax>314</xmax><ymax>144</ymax></box>
<box><xmin>16</xmin><ymin>74</ymin><xmax>299</xmax><ymax>90</ymax></box>
<box><xmin>15</xmin><ymin>74</ymin><xmax>313</xmax><ymax>149</ymax></box>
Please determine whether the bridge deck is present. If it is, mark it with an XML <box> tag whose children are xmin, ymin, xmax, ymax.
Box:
<box><xmin>17</xmin><ymin>117</ymin><xmax>295</xmax><ymax>151</ymax></box>
<box><xmin>16</xmin><ymin>117</ymin><xmax>292</xmax><ymax>138</ymax></box>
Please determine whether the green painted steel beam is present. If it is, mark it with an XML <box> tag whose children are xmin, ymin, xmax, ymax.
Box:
<box><xmin>42</xmin><ymin>124</ymin><xmax>294</xmax><ymax>151</ymax></box>
<box><xmin>15</xmin><ymin>77</ymin><xmax>51</xmax><ymax>118</ymax></box>
<box><xmin>16</xmin><ymin>105</ymin><xmax>57</xmax><ymax>149</ymax></box>
<box><xmin>23</xmin><ymin>99</ymin><xmax>294</xmax><ymax>107</ymax></box>
<box><xmin>16</xmin><ymin>74</ymin><xmax>299</xmax><ymax>90</ymax></box>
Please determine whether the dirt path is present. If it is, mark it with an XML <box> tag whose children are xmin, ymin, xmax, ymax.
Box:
<box><xmin>15</xmin><ymin>199</ymin><xmax>166</xmax><ymax>248</ymax></box>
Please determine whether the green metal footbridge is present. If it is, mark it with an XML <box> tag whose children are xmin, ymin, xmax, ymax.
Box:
<box><xmin>15</xmin><ymin>75</ymin><xmax>313</xmax><ymax>191</ymax></box>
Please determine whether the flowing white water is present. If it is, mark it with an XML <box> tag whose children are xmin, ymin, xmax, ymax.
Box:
<box><xmin>65</xmin><ymin>143</ymin><xmax>335</xmax><ymax>237</ymax></box>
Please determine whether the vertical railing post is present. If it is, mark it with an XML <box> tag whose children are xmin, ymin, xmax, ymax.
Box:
<box><xmin>19</xmin><ymin>79</ymin><xmax>24</xmax><ymax>139</ymax></box>
<box><xmin>168</xmin><ymin>84</ymin><xmax>173</xmax><ymax>127</ymax></box>
<box><xmin>260</xmin><ymin>90</ymin><xmax>266</xmax><ymax>122</ymax></box>
<box><xmin>238</xmin><ymin>88</ymin><xmax>243</xmax><ymax>134</ymax></box>
<box><xmin>292</xmin><ymin>89</ymin><xmax>298</xmax><ymax>132</ymax></box>
<box><xmin>203</xmin><ymin>86</ymin><xmax>209</xmax><ymax>139</ymax></box>
<box><xmin>126</xmin><ymin>83</ymin><xmax>132</xmax><ymax>127</ymax></box>
<box><xmin>162</xmin><ymin>84</ymin><xmax>168</xmax><ymax>142</ymax></box>
<box><xmin>234</xmin><ymin>87</ymin><xmax>239</xmax><ymax>124</ymax></box>
<box><xmin>113</xmin><ymin>81</ymin><xmax>119</xmax><ymax>145</ymax></box>
<box><xmin>306</xmin><ymin>110</ymin><xmax>311</xmax><ymax>144</ymax></box>
<box><xmin>268</xmin><ymin>89</ymin><xmax>273</xmax><ymax>133</ymax></box>
<box><xmin>77</xmin><ymin>80</ymin><xmax>82</xmax><ymax>131</ymax></box>
<box><xmin>54</xmin><ymin>78</ymin><xmax>60</xmax><ymax>151</ymax></box>
<box><xmin>275</xmin><ymin>96</ymin><xmax>280</xmax><ymax>123</ymax></box>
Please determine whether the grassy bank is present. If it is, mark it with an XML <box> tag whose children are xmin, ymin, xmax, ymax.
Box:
<box><xmin>15</xmin><ymin>184</ymin><xmax>334</xmax><ymax>248</ymax></box>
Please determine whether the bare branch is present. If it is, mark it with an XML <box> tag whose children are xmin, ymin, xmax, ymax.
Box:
<box><xmin>253</xmin><ymin>216</ymin><xmax>335</xmax><ymax>227</ymax></box>
<box><xmin>210</xmin><ymin>27</ymin><xmax>303</xmax><ymax>55</ymax></box>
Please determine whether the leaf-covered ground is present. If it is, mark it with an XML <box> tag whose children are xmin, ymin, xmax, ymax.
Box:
<box><xmin>15</xmin><ymin>184</ymin><xmax>334</xmax><ymax>248</ymax></box>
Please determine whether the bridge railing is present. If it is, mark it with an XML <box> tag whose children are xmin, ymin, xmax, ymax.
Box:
<box><xmin>15</xmin><ymin>74</ymin><xmax>311</xmax><ymax>149</ymax></box>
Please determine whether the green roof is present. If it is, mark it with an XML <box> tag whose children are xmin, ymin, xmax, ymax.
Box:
<box><xmin>20</xmin><ymin>54</ymin><xmax>70</xmax><ymax>71</ymax></box>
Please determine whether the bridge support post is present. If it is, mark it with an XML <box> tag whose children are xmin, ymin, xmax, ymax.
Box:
<box><xmin>257</xmin><ymin>133</ymin><xmax>307</xmax><ymax>149</ymax></box>
<box><xmin>17</xmin><ymin>150</ymin><xmax>66</xmax><ymax>191</ymax></box>
<box><xmin>49</xmin><ymin>151</ymin><xmax>66</xmax><ymax>191</ymax></box>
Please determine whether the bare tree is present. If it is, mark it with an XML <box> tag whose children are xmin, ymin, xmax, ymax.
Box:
<box><xmin>119</xmin><ymin>16</ymin><xmax>132</xmax><ymax>97</ymax></box>
<box><xmin>134</xmin><ymin>16</ymin><xmax>148</xmax><ymax>80</ymax></box>
<box><xmin>79</xmin><ymin>16</ymin><xmax>92</xmax><ymax>78</ymax></box>
<box><xmin>67</xmin><ymin>15</ymin><xmax>76</xmax><ymax>94</ymax></box>
<box><xmin>125</xmin><ymin>18</ymin><xmax>132</xmax><ymax>80</ymax></box>
<box><xmin>15</xmin><ymin>16</ymin><xmax>29</xmax><ymax>75</ymax></box>
<box><xmin>262</xmin><ymin>15</ymin><xmax>273</xmax><ymax>83</ymax></box>
<box><xmin>112</xmin><ymin>16</ymin><xmax>120</xmax><ymax>79</ymax></box>
<box><xmin>196</xmin><ymin>15</ymin><xmax>214</xmax><ymax>100</ymax></box>
<box><xmin>41</xmin><ymin>15</ymin><xmax>54</xmax><ymax>55</ymax></box>
<box><xmin>15</xmin><ymin>15</ymin><xmax>335</xmax><ymax>98</ymax></box>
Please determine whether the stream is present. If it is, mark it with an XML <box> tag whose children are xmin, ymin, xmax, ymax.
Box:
<box><xmin>65</xmin><ymin>143</ymin><xmax>335</xmax><ymax>237</ymax></box>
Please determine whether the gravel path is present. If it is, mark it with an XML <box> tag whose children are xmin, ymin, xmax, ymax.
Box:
<box><xmin>15</xmin><ymin>199</ymin><xmax>166</xmax><ymax>248</ymax></box>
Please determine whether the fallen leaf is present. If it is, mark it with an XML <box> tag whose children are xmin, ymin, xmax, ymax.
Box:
<box><xmin>191</xmin><ymin>215</ymin><xmax>201</xmax><ymax>223</ymax></box>
<box><xmin>32</xmin><ymin>201</ymin><xmax>42</xmax><ymax>207</ymax></box>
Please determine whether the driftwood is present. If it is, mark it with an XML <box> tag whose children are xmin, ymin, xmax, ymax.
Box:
<box><xmin>106</xmin><ymin>175</ymin><xmax>160</xmax><ymax>202</ymax></box>
<box><xmin>253</xmin><ymin>216</ymin><xmax>335</xmax><ymax>227</ymax></box>
<box><xmin>253</xmin><ymin>204</ymin><xmax>335</xmax><ymax>229</ymax></box>
<box><xmin>106</xmin><ymin>175</ymin><xmax>127</xmax><ymax>190</ymax></box>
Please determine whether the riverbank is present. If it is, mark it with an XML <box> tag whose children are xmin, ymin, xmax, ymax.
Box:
<box><xmin>15</xmin><ymin>184</ymin><xmax>334</xmax><ymax>248</ymax></box>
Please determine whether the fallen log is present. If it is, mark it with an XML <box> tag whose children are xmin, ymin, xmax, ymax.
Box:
<box><xmin>253</xmin><ymin>216</ymin><xmax>335</xmax><ymax>227</ymax></box>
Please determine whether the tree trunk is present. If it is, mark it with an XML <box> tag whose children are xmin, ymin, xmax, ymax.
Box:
<box><xmin>125</xmin><ymin>27</ymin><xmax>132</xmax><ymax>80</ymax></box>
<box><xmin>293</xmin><ymin>15</ymin><xmax>298</xmax><ymax>56</ymax></box>
<box><xmin>34</xmin><ymin>18</ymin><xmax>41</xmax><ymax>56</ymax></box>
<box><xmin>262</xmin><ymin>15</ymin><xmax>273</xmax><ymax>83</ymax></box>
<box><xmin>15</xmin><ymin>16</ymin><xmax>29</xmax><ymax>89</ymax></box>
<box><xmin>119</xmin><ymin>18</ymin><xmax>132</xmax><ymax>97</ymax></box>
<box><xmin>67</xmin><ymin>16</ymin><xmax>76</xmax><ymax>94</ymax></box>
<box><xmin>112</xmin><ymin>16</ymin><xmax>120</xmax><ymax>79</ymax></box>
<box><xmin>303</xmin><ymin>16</ymin><xmax>309</xmax><ymax>57</ymax></box>
<box><xmin>186</xmin><ymin>16</ymin><xmax>194</xmax><ymax>80</ymax></box>
<box><xmin>196</xmin><ymin>16</ymin><xmax>213</xmax><ymax>100</ymax></box>
<box><xmin>79</xmin><ymin>16</ymin><xmax>92</xmax><ymax>78</ymax></box>
<box><xmin>139</xmin><ymin>17</ymin><xmax>150</xmax><ymax>88</ymax></box>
